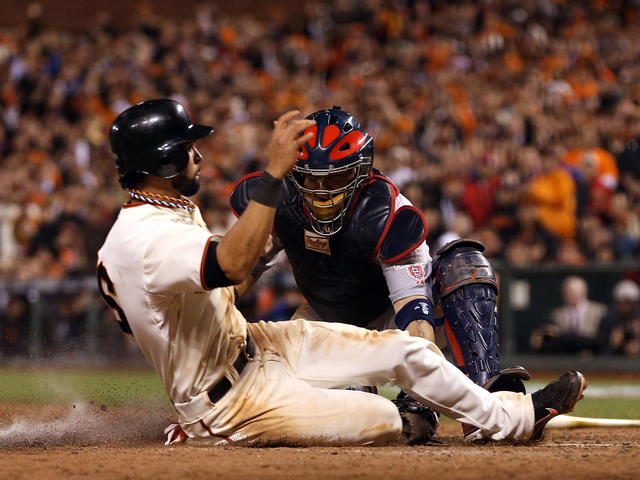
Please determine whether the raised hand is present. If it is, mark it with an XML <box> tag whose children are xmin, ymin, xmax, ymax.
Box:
<box><xmin>265</xmin><ymin>110</ymin><xmax>315</xmax><ymax>179</ymax></box>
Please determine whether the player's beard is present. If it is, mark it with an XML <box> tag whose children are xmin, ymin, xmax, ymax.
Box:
<box><xmin>172</xmin><ymin>170</ymin><xmax>200</xmax><ymax>197</ymax></box>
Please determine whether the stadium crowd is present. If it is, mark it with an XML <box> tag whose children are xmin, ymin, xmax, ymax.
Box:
<box><xmin>0</xmin><ymin>0</ymin><xmax>639</xmax><ymax>355</ymax></box>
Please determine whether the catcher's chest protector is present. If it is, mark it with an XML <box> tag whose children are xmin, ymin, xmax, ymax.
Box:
<box><xmin>275</xmin><ymin>176</ymin><xmax>394</xmax><ymax>326</ymax></box>
<box><xmin>430</xmin><ymin>239</ymin><xmax>501</xmax><ymax>387</ymax></box>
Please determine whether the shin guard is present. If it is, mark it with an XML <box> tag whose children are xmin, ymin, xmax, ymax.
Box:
<box><xmin>431</xmin><ymin>239</ymin><xmax>527</xmax><ymax>390</ymax></box>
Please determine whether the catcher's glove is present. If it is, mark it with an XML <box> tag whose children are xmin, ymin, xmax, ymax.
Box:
<box><xmin>393</xmin><ymin>393</ymin><xmax>440</xmax><ymax>445</ymax></box>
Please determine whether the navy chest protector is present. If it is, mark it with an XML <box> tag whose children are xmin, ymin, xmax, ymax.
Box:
<box><xmin>231</xmin><ymin>171</ymin><xmax>404</xmax><ymax>327</ymax></box>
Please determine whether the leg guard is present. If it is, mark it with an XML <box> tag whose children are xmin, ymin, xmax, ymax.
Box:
<box><xmin>431</xmin><ymin>239</ymin><xmax>528</xmax><ymax>391</ymax></box>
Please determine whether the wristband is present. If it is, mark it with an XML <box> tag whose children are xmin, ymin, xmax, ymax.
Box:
<box><xmin>395</xmin><ymin>298</ymin><xmax>441</xmax><ymax>330</ymax></box>
<box><xmin>251</xmin><ymin>171</ymin><xmax>282</xmax><ymax>208</ymax></box>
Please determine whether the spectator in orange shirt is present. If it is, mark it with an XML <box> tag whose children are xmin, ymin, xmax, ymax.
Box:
<box><xmin>525</xmin><ymin>153</ymin><xmax>577</xmax><ymax>239</ymax></box>
<box><xmin>563</xmin><ymin>145</ymin><xmax>620</xmax><ymax>190</ymax></box>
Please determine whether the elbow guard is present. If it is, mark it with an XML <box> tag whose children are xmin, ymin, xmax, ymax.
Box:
<box><xmin>395</xmin><ymin>298</ymin><xmax>439</xmax><ymax>330</ymax></box>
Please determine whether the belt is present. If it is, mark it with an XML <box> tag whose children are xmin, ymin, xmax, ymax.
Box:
<box><xmin>208</xmin><ymin>334</ymin><xmax>253</xmax><ymax>404</ymax></box>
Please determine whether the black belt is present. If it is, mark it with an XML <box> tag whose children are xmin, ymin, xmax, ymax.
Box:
<box><xmin>208</xmin><ymin>335</ymin><xmax>253</xmax><ymax>404</ymax></box>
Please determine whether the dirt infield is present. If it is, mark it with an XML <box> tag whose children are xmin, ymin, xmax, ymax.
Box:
<box><xmin>0</xmin><ymin>403</ymin><xmax>638</xmax><ymax>480</ymax></box>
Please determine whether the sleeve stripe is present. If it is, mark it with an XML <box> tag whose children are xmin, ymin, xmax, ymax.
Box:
<box><xmin>200</xmin><ymin>235</ymin><xmax>216</xmax><ymax>290</ymax></box>
<box><xmin>444</xmin><ymin>319</ymin><xmax>467</xmax><ymax>367</ymax></box>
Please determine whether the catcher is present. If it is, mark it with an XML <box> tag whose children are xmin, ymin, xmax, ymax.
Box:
<box><xmin>230</xmin><ymin>106</ymin><xmax>530</xmax><ymax>441</ymax></box>
<box><xmin>97</xmin><ymin>98</ymin><xmax>585</xmax><ymax>447</ymax></box>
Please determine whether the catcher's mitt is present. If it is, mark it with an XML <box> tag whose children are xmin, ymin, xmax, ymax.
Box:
<box><xmin>392</xmin><ymin>393</ymin><xmax>440</xmax><ymax>445</ymax></box>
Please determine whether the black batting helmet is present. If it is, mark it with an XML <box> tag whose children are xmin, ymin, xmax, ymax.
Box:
<box><xmin>109</xmin><ymin>99</ymin><xmax>214</xmax><ymax>181</ymax></box>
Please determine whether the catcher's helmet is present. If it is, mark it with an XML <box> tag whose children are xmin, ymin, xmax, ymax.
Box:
<box><xmin>291</xmin><ymin>106</ymin><xmax>374</xmax><ymax>235</ymax></box>
<box><xmin>109</xmin><ymin>98</ymin><xmax>214</xmax><ymax>180</ymax></box>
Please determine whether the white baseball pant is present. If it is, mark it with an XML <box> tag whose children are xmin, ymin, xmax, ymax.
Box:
<box><xmin>179</xmin><ymin>319</ymin><xmax>533</xmax><ymax>445</ymax></box>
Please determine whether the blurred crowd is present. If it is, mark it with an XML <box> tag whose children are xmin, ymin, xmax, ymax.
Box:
<box><xmin>0</xmin><ymin>0</ymin><xmax>640</xmax><ymax>355</ymax></box>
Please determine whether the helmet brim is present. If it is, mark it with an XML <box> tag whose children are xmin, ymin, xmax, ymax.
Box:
<box><xmin>185</xmin><ymin>123</ymin><xmax>215</xmax><ymax>141</ymax></box>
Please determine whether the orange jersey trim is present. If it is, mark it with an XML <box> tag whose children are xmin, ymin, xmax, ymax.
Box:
<box><xmin>444</xmin><ymin>320</ymin><xmax>466</xmax><ymax>367</ymax></box>
<box><xmin>200</xmin><ymin>235</ymin><xmax>216</xmax><ymax>290</ymax></box>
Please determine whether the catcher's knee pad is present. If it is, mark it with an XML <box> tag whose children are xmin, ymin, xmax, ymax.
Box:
<box><xmin>430</xmin><ymin>239</ymin><xmax>502</xmax><ymax>387</ymax></box>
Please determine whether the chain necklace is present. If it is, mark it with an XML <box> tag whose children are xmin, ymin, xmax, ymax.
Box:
<box><xmin>128</xmin><ymin>189</ymin><xmax>196</xmax><ymax>213</ymax></box>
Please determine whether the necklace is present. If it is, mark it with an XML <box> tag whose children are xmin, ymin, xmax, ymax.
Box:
<box><xmin>128</xmin><ymin>189</ymin><xmax>196</xmax><ymax>213</ymax></box>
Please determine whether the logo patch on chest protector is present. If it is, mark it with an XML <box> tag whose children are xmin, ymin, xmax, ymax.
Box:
<box><xmin>404</xmin><ymin>265</ymin><xmax>426</xmax><ymax>285</ymax></box>
<box><xmin>304</xmin><ymin>229</ymin><xmax>331</xmax><ymax>255</ymax></box>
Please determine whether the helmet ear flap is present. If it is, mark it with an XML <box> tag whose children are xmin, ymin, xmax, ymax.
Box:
<box><xmin>150</xmin><ymin>146</ymin><xmax>190</xmax><ymax>178</ymax></box>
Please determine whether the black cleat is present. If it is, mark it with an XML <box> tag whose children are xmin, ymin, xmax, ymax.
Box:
<box><xmin>530</xmin><ymin>371</ymin><xmax>587</xmax><ymax>442</ymax></box>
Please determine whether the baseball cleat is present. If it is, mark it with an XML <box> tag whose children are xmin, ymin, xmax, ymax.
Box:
<box><xmin>530</xmin><ymin>371</ymin><xmax>587</xmax><ymax>442</ymax></box>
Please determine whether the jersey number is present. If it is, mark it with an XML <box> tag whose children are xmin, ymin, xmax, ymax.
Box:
<box><xmin>97</xmin><ymin>263</ymin><xmax>133</xmax><ymax>335</ymax></box>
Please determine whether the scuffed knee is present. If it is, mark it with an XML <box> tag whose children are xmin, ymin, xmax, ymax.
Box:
<box><xmin>358</xmin><ymin>396</ymin><xmax>403</xmax><ymax>444</ymax></box>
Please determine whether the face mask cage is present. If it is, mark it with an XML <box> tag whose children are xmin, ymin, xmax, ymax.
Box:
<box><xmin>290</xmin><ymin>155</ymin><xmax>373</xmax><ymax>235</ymax></box>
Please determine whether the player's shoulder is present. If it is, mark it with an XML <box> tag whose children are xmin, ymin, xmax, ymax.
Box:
<box><xmin>230</xmin><ymin>171</ymin><xmax>294</xmax><ymax>217</ymax></box>
<box><xmin>338</xmin><ymin>170</ymin><xmax>397</xmax><ymax>259</ymax></box>
<box><xmin>378</xmin><ymin>204</ymin><xmax>427</xmax><ymax>263</ymax></box>
<box><xmin>349</xmin><ymin>169</ymin><xmax>399</xmax><ymax>226</ymax></box>
<box><xmin>230</xmin><ymin>171</ymin><xmax>297</xmax><ymax>217</ymax></box>
<box><xmin>99</xmin><ymin>204</ymin><xmax>156</xmax><ymax>245</ymax></box>
<box><xmin>105</xmin><ymin>204</ymin><xmax>195</xmax><ymax>246</ymax></box>
<box><xmin>357</xmin><ymin>172</ymin><xmax>427</xmax><ymax>263</ymax></box>
<box><xmin>118</xmin><ymin>202</ymin><xmax>192</xmax><ymax>225</ymax></box>
<box><xmin>362</xmin><ymin>169</ymin><xmax>400</xmax><ymax>199</ymax></box>
<box><xmin>229</xmin><ymin>172</ymin><xmax>262</xmax><ymax>217</ymax></box>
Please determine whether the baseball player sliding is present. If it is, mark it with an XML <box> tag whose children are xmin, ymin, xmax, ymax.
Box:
<box><xmin>97</xmin><ymin>99</ymin><xmax>586</xmax><ymax>446</ymax></box>
<box><xmin>230</xmin><ymin>106</ymin><xmax>531</xmax><ymax>441</ymax></box>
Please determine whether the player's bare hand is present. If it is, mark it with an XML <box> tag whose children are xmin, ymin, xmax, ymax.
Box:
<box><xmin>265</xmin><ymin>111</ymin><xmax>315</xmax><ymax>178</ymax></box>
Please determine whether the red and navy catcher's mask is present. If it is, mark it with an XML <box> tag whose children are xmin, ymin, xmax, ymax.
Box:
<box><xmin>291</xmin><ymin>106</ymin><xmax>374</xmax><ymax>235</ymax></box>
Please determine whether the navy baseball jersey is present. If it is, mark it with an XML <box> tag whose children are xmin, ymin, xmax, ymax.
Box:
<box><xmin>231</xmin><ymin>169</ymin><xmax>431</xmax><ymax>327</ymax></box>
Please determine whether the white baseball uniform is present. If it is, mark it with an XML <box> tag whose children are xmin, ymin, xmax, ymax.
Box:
<box><xmin>97</xmin><ymin>201</ymin><xmax>535</xmax><ymax>445</ymax></box>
